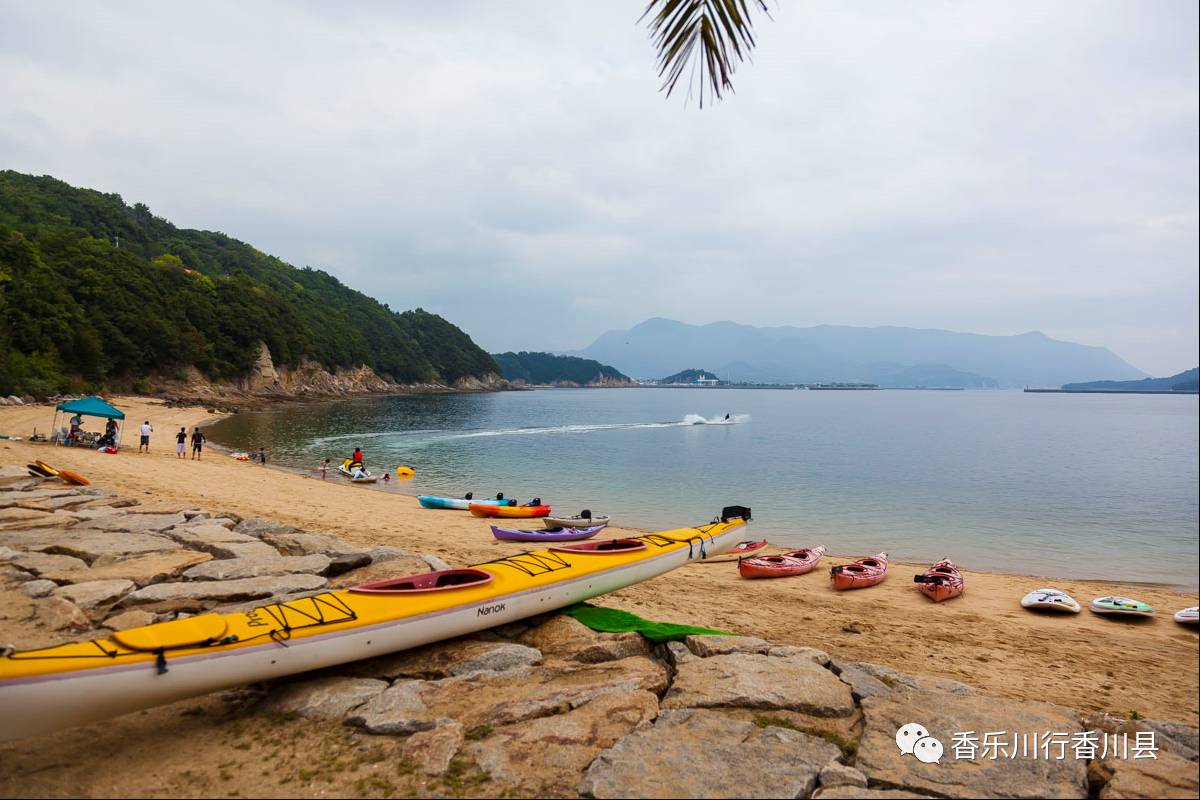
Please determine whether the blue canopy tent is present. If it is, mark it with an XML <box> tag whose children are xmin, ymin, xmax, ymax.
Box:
<box><xmin>52</xmin><ymin>396</ymin><xmax>126</xmax><ymax>448</ymax></box>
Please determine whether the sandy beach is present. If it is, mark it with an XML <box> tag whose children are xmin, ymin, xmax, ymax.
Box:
<box><xmin>2</xmin><ymin>395</ymin><xmax>1195</xmax><ymax>732</ymax></box>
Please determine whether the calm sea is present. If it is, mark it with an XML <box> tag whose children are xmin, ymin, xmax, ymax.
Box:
<box><xmin>206</xmin><ymin>388</ymin><xmax>1199</xmax><ymax>588</ymax></box>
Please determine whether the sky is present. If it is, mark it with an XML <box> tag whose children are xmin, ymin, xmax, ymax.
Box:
<box><xmin>1</xmin><ymin>1</ymin><xmax>1196</xmax><ymax>375</ymax></box>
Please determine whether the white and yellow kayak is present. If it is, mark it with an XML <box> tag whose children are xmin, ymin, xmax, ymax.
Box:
<box><xmin>0</xmin><ymin>508</ymin><xmax>749</xmax><ymax>740</ymax></box>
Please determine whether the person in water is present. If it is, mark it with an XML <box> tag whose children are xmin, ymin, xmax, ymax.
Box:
<box><xmin>724</xmin><ymin>413</ymin><xmax>731</xmax><ymax>421</ymax></box>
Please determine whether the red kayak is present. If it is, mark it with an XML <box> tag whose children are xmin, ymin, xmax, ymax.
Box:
<box><xmin>738</xmin><ymin>545</ymin><xmax>826</xmax><ymax>579</ymax></box>
<box><xmin>913</xmin><ymin>558</ymin><xmax>963</xmax><ymax>602</ymax></box>
<box><xmin>830</xmin><ymin>552</ymin><xmax>888</xmax><ymax>591</ymax></box>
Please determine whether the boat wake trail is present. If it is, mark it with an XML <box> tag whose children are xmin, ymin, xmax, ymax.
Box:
<box><xmin>310</xmin><ymin>415</ymin><xmax>750</xmax><ymax>448</ymax></box>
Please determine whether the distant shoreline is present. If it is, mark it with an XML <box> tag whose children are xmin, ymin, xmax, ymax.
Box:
<box><xmin>1025</xmin><ymin>388</ymin><xmax>1199</xmax><ymax>395</ymax></box>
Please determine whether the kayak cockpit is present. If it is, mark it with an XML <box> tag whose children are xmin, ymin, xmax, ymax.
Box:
<box><xmin>550</xmin><ymin>539</ymin><xmax>647</xmax><ymax>554</ymax></box>
<box><xmin>350</xmin><ymin>569</ymin><xmax>494</xmax><ymax>594</ymax></box>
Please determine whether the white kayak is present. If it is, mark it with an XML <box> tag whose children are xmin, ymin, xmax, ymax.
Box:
<box><xmin>1173</xmin><ymin>607</ymin><xmax>1199</xmax><ymax>625</ymax></box>
<box><xmin>1090</xmin><ymin>596</ymin><xmax>1155</xmax><ymax>618</ymax></box>
<box><xmin>1020</xmin><ymin>588</ymin><xmax>1081</xmax><ymax>614</ymax></box>
<box><xmin>544</xmin><ymin>512</ymin><xmax>610</xmax><ymax>529</ymax></box>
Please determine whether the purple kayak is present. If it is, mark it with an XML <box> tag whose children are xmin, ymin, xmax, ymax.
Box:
<box><xmin>490</xmin><ymin>524</ymin><xmax>605</xmax><ymax>542</ymax></box>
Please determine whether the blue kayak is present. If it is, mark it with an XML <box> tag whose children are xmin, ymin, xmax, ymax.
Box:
<box><xmin>418</xmin><ymin>495</ymin><xmax>515</xmax><ymax>510</ymax></box>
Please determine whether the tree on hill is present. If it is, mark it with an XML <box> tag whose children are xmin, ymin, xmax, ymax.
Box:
<box><xmin>0</xmin><ymin>171</ymin><xmax>499</xmax><ymax>396</ymax></box>
<box><xmin>492</xmin><ymin>352</ymin><xmax>631</xmax><ymax>385</ymax></box>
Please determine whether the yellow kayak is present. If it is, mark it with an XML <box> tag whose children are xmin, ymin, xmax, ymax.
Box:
<box><xmin>0</xmin><ymin>509</ymin><xmax>749</xmax><ymax>740</ymax></box>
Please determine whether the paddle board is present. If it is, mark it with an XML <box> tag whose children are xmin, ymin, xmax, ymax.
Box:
<box><xmin>1173</xmin><ymin>607</ymin><xmax>1198</xmax><ymax>625</ymax></box>
<box><xmin>1020</xmin><ymin>588</ymin><xmax>1081</xmax><ymax>614</ymax></box>
<box><xmin>1090</xmin><ymin>596</ymin><xmax>1154</xmax><ymax>618</ymax></box>
<box><xmin>56</xmin><ymin>469</ymin><xmax>90</xmax><ymax>486</ymax></box>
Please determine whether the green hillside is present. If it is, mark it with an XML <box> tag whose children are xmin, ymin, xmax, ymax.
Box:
<box><xmin>0</xmin><ymin>171</ymin><xmax>498</xmax><ymax>396</ymax></box>
<box><xmin>658</xmin><ymin>368</ymin><xmax>721</xmax><ymax>384</ymax></box>
<box><xmin>492</xmin><ymin>351</ymin><xmax>630</xmax><ymax>385</ymax></box>
<box><xmin>1063</xmin><ymin>367</ymin><xmax>1198</xmax><ymax>392</ymax></box>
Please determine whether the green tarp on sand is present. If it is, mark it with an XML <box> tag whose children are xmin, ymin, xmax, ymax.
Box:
<box><xmin>563</xmin><ymin>603</ymin><xmax>732</xmax><ymax>643</ymax></box>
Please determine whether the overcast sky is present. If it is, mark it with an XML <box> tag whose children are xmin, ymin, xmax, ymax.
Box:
<box><xmin>2</xmin><ymin>1</ymin><xmax>1196</xmax><ymax>374</ymax></box>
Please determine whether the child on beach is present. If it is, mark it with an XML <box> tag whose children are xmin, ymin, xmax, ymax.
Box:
<box><xmin>258</xmin><ymin>448</ymin><xmax>267</xmax><ymax>466</ymax></box>
<box><xmin>320</xmin><ymin>458</ymin><xmax>329</xmax><ymax>479</ymax></box>
<box><xmin>190</xmin><ymin>427</ymin><xmax>205</xmax><ymax>460</ymax></box>
<box><xmin>382</xmin><ymin>472</ymin><xmax>390</xmax><ymax>482</ymax></box>
<box><xmin>175</xmin><ymin>427</ymin><xmax>186</xmax><ymax>459</ymax></box>
<box><xmin>139</xmin><ymin>420</ymin><xmax>153</xmax><ymax>453</ymax></box>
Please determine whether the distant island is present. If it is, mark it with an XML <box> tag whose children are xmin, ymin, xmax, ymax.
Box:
<box><xmin>0</xmin><ymin>172</ymin><xmax>500</xmax><ymax>400</ymax></box>
<box><xmin>1061</xmin><ymin>367</ymin><xmax>1198</xmax><ymax>393</ymax></box>
<box><xmin>491</xmin><ymin>351</ymin><xmax>634</xmax><ymax>387</ymax></box>
<box><xmin>573</xmin><ymin>317</ymin><xmax>1144</xmax><ymax>388</ymax></box>
<box><xmin>656</xmin><ymin>368</ymin><xmax>722</xmax><ymax>385</ymax></box>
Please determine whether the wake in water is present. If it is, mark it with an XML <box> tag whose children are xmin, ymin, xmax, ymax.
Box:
<box><xmin>310</xmin><ymin>414</ymin><xmax>750</xmax><ymax>448</ymax></box>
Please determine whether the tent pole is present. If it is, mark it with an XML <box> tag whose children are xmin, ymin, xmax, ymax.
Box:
<box><xmin>52</xmin><ymin>410</ymin><xmax>59</xmax><ymax>446</ymax></box>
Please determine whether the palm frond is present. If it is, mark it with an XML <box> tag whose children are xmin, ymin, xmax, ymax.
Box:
<box><xmin>641</xmin><ymin>0</ymin><xmax>770</xmax><ymax>106</ymax></box>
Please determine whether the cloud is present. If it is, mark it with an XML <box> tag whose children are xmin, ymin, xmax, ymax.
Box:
<box><xmin>1</xmin><ymin>0</ymin><xmax>1195</xmax><ymax>374</ymax></box>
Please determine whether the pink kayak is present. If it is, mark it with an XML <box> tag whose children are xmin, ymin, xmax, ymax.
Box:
<box><xmin>739</xmin><ymin>546</ymin><xmax>826</xmax><ymax>579</ymax></box>
<box><xmin>913</xmin><ymin>559</ymin><xmax>963</xmax><ymax>602</ymax></box>
<box><xmin>830</xmin><ymin>552</ymin><xmax>888</xmax><ymax>591</ymax></box>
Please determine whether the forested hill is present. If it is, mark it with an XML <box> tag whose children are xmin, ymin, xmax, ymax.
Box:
<box><xmin>491</xmin><ymin>352</ymin><xmax>631</xmax><ymax>385</ymax></box>
<box><xmin>1063</xmin><ymin>367</ymin><xmax>1198</xmax><ymax>392</ymax></box>
<box><xmin>0</xmin><ymin>171</ymin><xmax>499</xmax><ymax>396</ymax></box>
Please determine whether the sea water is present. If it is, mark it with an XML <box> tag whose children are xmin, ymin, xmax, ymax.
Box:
<box><xmin>206</xmin><ymin>388</ymin><xmax>1199</xmax><ymax>588</ymax></box>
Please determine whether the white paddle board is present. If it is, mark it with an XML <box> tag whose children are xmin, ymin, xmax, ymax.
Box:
<box><xmin>1020</xmin><ymin>588</ymin><xmax>1081</xmax><ymax>613</ymax></box>
<box><xmin>1173</xmin><ymin>606</ymin><xmax>1199</xmax><ymax>625</ymax></box>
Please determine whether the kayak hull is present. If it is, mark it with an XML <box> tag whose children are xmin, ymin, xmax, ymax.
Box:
<box><xmin>738</xmin><ymin>546</ymin><xmax>826</xmax><ymax>579</ymax></box>
<box><xmin>491</xmin><ymin>525</ymin><xmax>604</xmax><ymax>542</ymax></box>
<box><xmin>914</xmin><ymin>559</ymin><xmax>963</xmax><ymax>602</ymax></box>
<box><xmin>419</xmin><ymin>496</ymin><xmax>513</xmax><ymax>511</ymax></box>
<box><xmin>0</xmin><ymin>515</ymin><xmax>748</xmax><ymax>740</ymax></box>
<box><xmin>543</xmin><ymin>515</ymin><xmax>610</xmax><ymax>529</ymax></box>
<box><xmin>830</xmin><ymin>553</ymin><xmax>889</xmax><ymax>591</ymax></box>
<box><xmin>469</xmin><ymin>503</ymin><xmax>551</xmax><ymax>519</ymax></box>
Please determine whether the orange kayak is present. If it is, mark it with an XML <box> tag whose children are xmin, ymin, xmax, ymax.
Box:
<box><xmin>469</xmin><ymin>502</ymin><xmax>551</xmax><ymax>519</ymax></box>
<box><xmin>830</xmin><ymin>552</ymin><xmax>888</xmax><ymax>591</ymax></box>
<box><xmin>913</xmin><ymin>559</ymin><xmax>963</xmax><ymax>602</ymax></box>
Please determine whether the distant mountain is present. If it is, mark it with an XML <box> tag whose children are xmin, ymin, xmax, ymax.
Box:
<box><xmin>574</xmin><ymin>318</ymin><xmax>1145</xmax><ymax>388</ymax></box>
<box><xmin>1063</xmin><ymin>367</ymin><xmax>1198</xmax><ymax>392</ymax></box>
<box><xmin>658</xmin><ymin>368</ymin><xmax>721</xmax><ymax>384</ymax></box>
<box><xmin>492</xmin><ymin>351</ymin><xmax>632</xmax><ymax>386</ymax></box>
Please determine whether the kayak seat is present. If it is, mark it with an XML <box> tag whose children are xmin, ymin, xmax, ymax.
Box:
<box><xmin>350</xmin><ymin>568</ymin><xmax>494</xmax><ymax>594</ymax></box>
<box><xmin>112</xmin><ymin>614</ymin><xmax>230</xmax><ymax>652</ymax></box>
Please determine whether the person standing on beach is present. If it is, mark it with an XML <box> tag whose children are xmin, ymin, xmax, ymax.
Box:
<box><xmin>190</xmin><ymin>427</ymin><xmax>205</xmax><ymax>460</ymax></box>
<box><xmin>139</xmin><ymin>420</ymin><xmax>153</xmax><ymax>453</ymax></box>
<box><xmin>175</xmin><ymin>427</ymin><xmax>187</xmax><ymax>459</ymax></box>
<box><xmin>258</xmin><ymin>447</ymin><xmax>267</xmax><ymax>466</ymax></box>
<box><xmin>320</xmin><ymin>458</ymin><xmax>329</xmax><ymax>479</ymax></box>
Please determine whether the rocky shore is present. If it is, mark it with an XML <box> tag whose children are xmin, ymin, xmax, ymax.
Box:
<box><xmin>0</xmin><ymin>467</ymin><xmax>1196</xmax><ymax>798</ymax></box>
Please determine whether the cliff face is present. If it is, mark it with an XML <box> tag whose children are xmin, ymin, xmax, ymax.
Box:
<box><xmin>161</xmin><ymin>343</ymin><xmax>505</xmax><ymax>408</ymax></box>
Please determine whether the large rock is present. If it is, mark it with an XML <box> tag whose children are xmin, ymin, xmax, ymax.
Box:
<box><xmin>398</xmin><ymin>722</ymin><xmax>464</xmax><ymax>776</ymax></box>
<box><xmin>684</xmin><ymin>634</ymin><xmax>771</xmax><ymax>657</ymax></box>
<box><xmin>198</xmin><ymin>541</ymin><xmax>282</xmax><ymax>560</ymax></box>
<box><xmin>48</xmin><ymin>551</ymin><xmax>212</xmax><ymax>585</ymax></box>
<box><xmin>663</xmin><ymin>651</ymin><xmax>855</xmax><ymax>718</ymax></box>
<box><xmin>814</xmin><ymin>789</ymin><xmax>935</xmax><ymax>799</ymax></box>
<box><xmin>348</xmin><ymin>656</ymin><xmax>669</xmax><ymax>735</ymax></box>
<box><xmin>232</xmin><ymin>518</ymin><xmax>302</xmax><ymax>539</ymax></box>
<box><xmin>182</xmin><ymin>554</ymin><xmax>331</xmax><ymax>581</ymax></box>
<box><xmin>259</xmin><ymin>676</ymin><xmax>388</xmax><ymax>720</ymax></box>
<box><xmin>0</xmin><ymin>529</ymin><xmax>181</xmax><ymax>563</ymax></box>
<box><xmin>578</xmin><ymin>709</ymin><xmax>842</xmax><ymax>798</ymax></box>
<box><xmin>856</xmin><ymin>688</ymin><xmax>1088</xmax><ymax>798</ymax></box>
<box><xmin>77</xmin><ymin>512</ymin><xmax>188</xmax><ymax>533</ymax></box>
<box><xmin>830</xmin><ymin>659</ymin><xmax>894</xmax><ymax>701</ymax></box>
<box><xmin>519</xmin><ymin>614</ymin><xmax>654</xmax><ymax>664</ymax></box>
<box><xmin>10</xmin><ymin>552</ymin><xmax>89</xmax><ymax>577</ymax></box>
<box><xmin>845</xmin><ymin>661</ymin><xmax>976</xmax><ymax>696</ymax></box>
<box><xmin>467</xmin><ymin>691</ymin><xmax>659</xmax><ymax>788</ymax></box>
<box><xmin>340</xmin><ymin>638</ymin><xmax>542</xmax><ymax>681</ymax></box>
<box><xmin>121</xmin><ymin>574</ymin><xmax>328</xmax><ymax>606</ymax></box>
<box><xmin>36</xmin><ymin>596</ymin><xmax>90</xmax><ymax>630</ymax></box>
<box><xmin>819</xmin><ymin>762</ymin><xmax>869</xmax><ymax>789</ymax></box>
<box><xmin>22</xmin><ymin>579</ymin><xmax>58</xmax><ymax>598</ymax></box>
<box><xmin>54</xmin><ymin>579</ymin><xmax>134</xmax><ymax>612</ymax></box>
<box><xmin>1098</xmin><ymin>750</ymin><xmax>1199</xmax><ymax>798</ymax></box>
<box><xmin>164</xmin><ymin>524</ymin><xmax>261</xmax><ymax>548</ymax></box>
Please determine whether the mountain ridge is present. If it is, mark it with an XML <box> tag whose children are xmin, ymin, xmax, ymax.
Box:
<box><xmin>573</xmin><ymin>318</ymin><xmax>1145</xmax><ymax>388</ymax></box>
